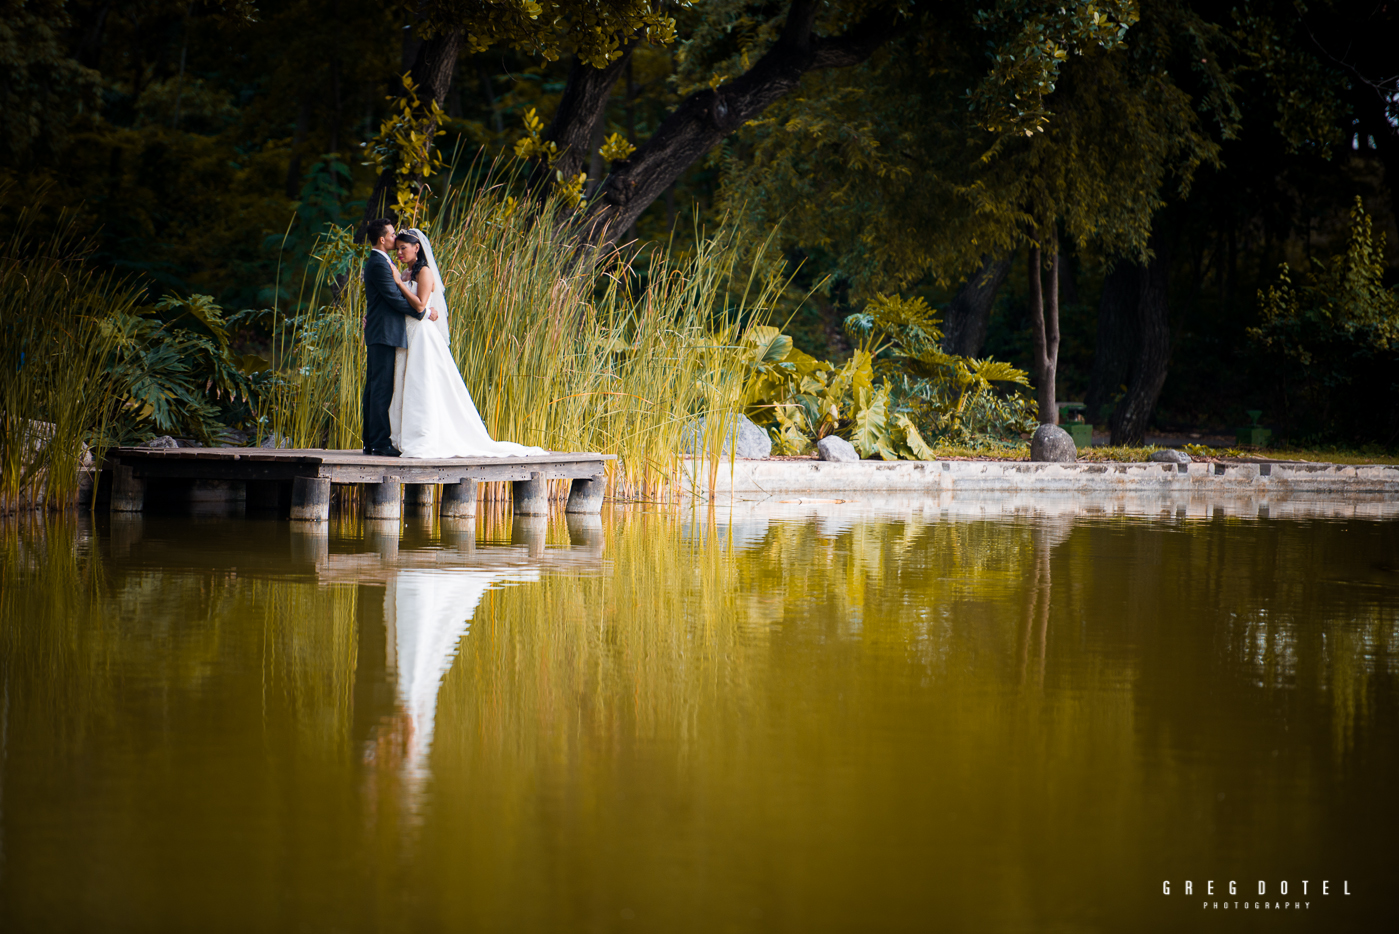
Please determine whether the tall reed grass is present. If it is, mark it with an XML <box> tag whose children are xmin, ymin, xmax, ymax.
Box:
<box><xmin>264</xmin><ymin>185</ymin><xmax>784</xmax><ymax>501</ymax></box>
<box><xmin>0</xmin><ymin>208</ymin><xmax>134</xmax><ymax>513</ymax></box>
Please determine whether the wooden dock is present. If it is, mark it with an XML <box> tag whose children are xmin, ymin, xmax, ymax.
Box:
<box><xmin>106</xmin><ymin>446</ymin><xmax>615</xmax><ymax>522</ymax></box>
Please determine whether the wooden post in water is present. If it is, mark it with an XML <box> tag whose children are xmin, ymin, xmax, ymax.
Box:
<box><xmin>404</xmin><ymin>483</ymin><xmax>436</xmax><ymax>513</ymax></box>
<box><xmin>289</xmin><ymin>477</ymin><xmax>331</xmax><ymax>522</ymax></box>
<box><xmin>111</xmin><ymin>464</ymin><xmax>145</xmax><ymax>513</ymax></box>
<box><xmin>440</xmin><ymin>479</ymin><xmax>477</xmax><ymax>518</ymax></box>
<box><xmin>512</xmin><ymin>471</ymin><xmax>548</xmax><ymax>516</ymax></box>
<box><xmin>190</xmin><ymin>479</ymin><xmax>246</xmax><ymax>507</ymax></box>
<box><xmin>364</xmin><ymin>478</ymin><xmax>402</xmax><ymax>520</ymax></box>
<box><xmin>565</xmin><ymin>474</ymin><xmax>606</xmax><ymax>514</ymax></box>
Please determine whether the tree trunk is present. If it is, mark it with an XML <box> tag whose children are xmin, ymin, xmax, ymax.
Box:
<box><xmin>477</xmin><ymin>58</ymin><xmax>504</xmax><ymax>133</ymax></box>
<box><xmin>1084</xmin><ymin>261</ymin><xmax>1139</xmax><ymax>424</ymax></box>
<box><xmin>285</xmin><ymin>98</ymin><xmax>310</xmax><ymax>198</ymax></box>
<box><xmin>537</xmin><ymin>44</ymin><xmax>640</xmax><ymax>193</ymax></box>
<box><xmin>1109</xmin><ymin>237</ymin><xmax>1172</xmax><ymax>445</ymax></box>
<box><xmin>573</xmin><ymin>0</ymin><xmax>903</xmax><ymax>247</ymax></box>
<box><xmin>1026</xmin><ymin>244</ymin><xmax>1061</xmax><ymax>425</ymax></box>
<box><xmin>941</xmin><ymin>253</ymin><xmax>1012</xmax><ymax>357</ymax></box>
<box><xmin>359</xmin><ymin>24</ymin><xmax>465</xmax><ymax>234</ymax></box>
<box><xmin>77</xmin><ymin>0</ymin><xmax>114</xmax><ymax>68</ymax></box>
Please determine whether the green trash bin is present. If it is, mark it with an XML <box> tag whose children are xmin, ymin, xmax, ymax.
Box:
<box><xmin>1236</xmin><ymin>410</ymin><xmax>1272</xmax><ymax>447</ymax></box>
<box><xmin>1065</xmin><ymin>422</ymin><xmax>1094</xmax><ymax>449</ymax></box>
<box><xmin>1057</xmin><ymin>403</ymin><xmax>1092</xmax><ymax>450</ymax></box>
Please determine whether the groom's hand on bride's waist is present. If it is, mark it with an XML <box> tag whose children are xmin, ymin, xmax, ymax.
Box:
<box><xmin>428</xmin><ymin>308</ymin><xmax>439</xmax><ymax>321</ymax></box>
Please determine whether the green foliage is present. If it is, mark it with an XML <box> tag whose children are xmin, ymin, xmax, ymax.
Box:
<box><xmin>0</xmin><ymin>207</ymin><xmax>129</xmax><ymax>511</ymax></box>
<box><xmin>739</xmin><ymin>294</ymin><xmax>1036</xmax><ymax>459</ymax></box>
<box><xmin>364</xmin><ymin>75</ymin><xmax>449</xmax><ymax>224</ymax></box>
<box><xmin>101</xmin><ymin>294</ymin><xmax>266</xmax><ymax>444</ymax></box>
<box><xmin>1231</xmin><ymin>5</ymin><xmax>1345</xmax><ymax>157</ymax></box>
<box><xmin>1247</xmin><ymin>199</ymin><xmax>1399</xmax><ymax>439</ymax></box>
<box><xmin>1250</xmin><ymin>199</ymin><xmax>1399</xmax><ymax>361</ymax></box>
<box><xmin>710</xmin><ymin>0</ymin><xmax>1236</xmax><ymax>295</ymax></box>
<box><xmin>432</xmin><ymin>0</ymin><xmax>677</xmax><ymax>68</ymax></box>
<box><xmin>847</xmin><ymin>293</ymin><xmax>1039</xmax><ymax>445</ymax></box>
<box><xmin>0</xmin><ymin>0</ymin><xmax>102</xmax><ymax>163</ymax></box>
<box><xmin>967</xmin><ymin>0</ymin><xmax>1138</xmax><ymax>135</ymax></box>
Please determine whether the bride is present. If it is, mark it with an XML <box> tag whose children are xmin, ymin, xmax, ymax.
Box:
<box><xmin>387</xmin><ymin>228</ymin><xmax>546</xmax><ymax>459</ymax></box>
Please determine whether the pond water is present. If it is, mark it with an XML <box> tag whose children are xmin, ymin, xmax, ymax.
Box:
<box><xmin>1</xmin><ymin>501</ymin><xmax>1396</xmax><ymax>932</ymax></box>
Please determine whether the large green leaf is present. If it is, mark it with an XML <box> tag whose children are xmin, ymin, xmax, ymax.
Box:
<box><xmin>849</xmin><ymin>384</ymin><xmax>891</xmax><ymax>458</ymax></box>
<box><xmin>742</xmin><ymin>326</ymin><xmax>793</xmax><ymax>365</ymax></box>
<box><xmin>894</xmin><ymin>413</ymin><xmax>938</xmax><ymax>460</ymax></box>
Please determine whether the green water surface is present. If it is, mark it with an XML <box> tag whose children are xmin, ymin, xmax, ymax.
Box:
<box><xmin>0</xmin><ymin>506</ymin><xmax>1395</xmax><ymax>932</ymax></box>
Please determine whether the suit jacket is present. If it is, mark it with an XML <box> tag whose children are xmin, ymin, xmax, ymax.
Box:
<box><xmin>363</xmin><ymin>251</ymin><xmax>424</xmax><ymax>348</ymax></box>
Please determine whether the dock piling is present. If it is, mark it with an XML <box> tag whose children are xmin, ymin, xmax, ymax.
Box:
<box><xmin>190</xmin><ymin>479</ymin><xmax>246</xmax><ymax>506</ymax></box>
<box><xmin>365</xmin><ymin>478</ymin><xmax>402</xmax><ymax>520</ymax></box>
<box><xmin>404</xmin><ymin>483</ymin><xmax>436</xmax><ymax>513</ymax></box>
<box><xmin>111</xmin><ymin>464</ymin><xmax>145</xmax><ymax>513</ymax></box>
<box><xmin>440</xmin><ymin>479</ymin><xmax>477</xmax><ymax>518</ymax></box>
<box><xmin>289</xmin><ymin>477</ymin><xmax>331</xmax><ymax>522</ymax></box>
<box><xmin>512</xmin><ymin>471</ymin><xmax>548</xmax><ymax>516</ymax></box>
<box><xmin>565</xmin><ymin>474</ymin><xmax>606</xmax><ymax>515</ymax></box>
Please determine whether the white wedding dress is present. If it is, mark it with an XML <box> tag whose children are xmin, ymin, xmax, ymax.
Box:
<box><xmin>388</xmin><ymin>230</ymin><xmax>547</xmax><ymax>459</ymax></box>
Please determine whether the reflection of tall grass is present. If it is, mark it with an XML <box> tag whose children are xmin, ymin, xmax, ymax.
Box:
<box><xmin>265</xmin><ymin>188</ymin><xmax>782</xmax><ymax>501</ymax></box>
<box><xmin>254</xmin><ymin>578</ymin><xmax>360</xmax><ymax>755</ymax></box>
<box><xmin>0</xmin><ymin>516</ymin><xmax>361</xmax><ymax>760</ymax></box>
<box><xmin>0</xmin><ymin>211</ymin><xmax>131</xmax><ymax>512</ymax></box>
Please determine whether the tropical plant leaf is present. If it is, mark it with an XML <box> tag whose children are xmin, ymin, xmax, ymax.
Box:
<box><xmin>742</xmin><ymin>325</ymin><xmax>793</xmax><ymax>364</ymax></box>
<box><xmin>895</xmin><ymin>413</ymin><xmax>938</xmax><ymax>460</ymax></box>
<box><xmin>849</xmin><ymin>384</ymin><xmax>891</xmax><ymax>458</ymax></box>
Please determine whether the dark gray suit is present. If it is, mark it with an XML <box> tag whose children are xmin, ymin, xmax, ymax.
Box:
<box><xmin>362</xmin><ymin>251</ymin><xmax>425</xmax><ymax>452</ymax></box>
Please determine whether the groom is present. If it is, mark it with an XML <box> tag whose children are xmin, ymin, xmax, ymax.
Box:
<box><xmin>361</xmin><ymin>217</ymin><xmax>427</xmax><ymax>457</ymax></box>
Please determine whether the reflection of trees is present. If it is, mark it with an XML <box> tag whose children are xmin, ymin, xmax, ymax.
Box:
<box><xmin>0</xmin><ymin>516</ymin><xmax>366</xmax><ymax>930</ymax></box>
<box><xmin>2</xmin><ymin>511</ymin><xmax>1397</xmax><ymax>930</ymax></box>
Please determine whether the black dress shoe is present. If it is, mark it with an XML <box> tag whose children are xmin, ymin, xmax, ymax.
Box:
<box><xmin>369</xmin><ymin>446</ymin><xmax>401</xmax><ymax>457</ymax></box>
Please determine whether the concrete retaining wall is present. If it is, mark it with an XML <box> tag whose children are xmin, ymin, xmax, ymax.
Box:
<box><xmin>683</xmin><ymin>459</ymin><xmax>1399</xmax><ymax>500</ymax></box>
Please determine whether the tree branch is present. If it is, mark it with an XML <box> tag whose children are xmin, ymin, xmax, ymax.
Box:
<box><xmin>579</xmin><ymin>2</ymin><xmax>906</xmax><ymax>247</ymax></box>
<box><xmin>538</xmin><ymin>39</ymin><xmax>642</xmax><ymax>187</ymax></box>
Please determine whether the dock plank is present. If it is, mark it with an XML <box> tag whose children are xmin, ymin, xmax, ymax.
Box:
<box><xmin>111</xmin><ymin>446</ymin><xmax>615</xmax><ymax>484</ymax></box>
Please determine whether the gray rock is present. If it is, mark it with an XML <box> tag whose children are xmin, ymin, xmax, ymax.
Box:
<box><xmin>816</xmin><ymin>436</ymin><xmax>860</xmax><ymax>462</ymax></box>
<box><xmin>140</xmin><ymin>435</ymin><xmax>180</xmax><ymax>449</ymax></box>
<box><xmin>1030</xmin><ymin>423</ymin><xmax>1078</xmax><ymax>462</ymax></box>
<box><xmin>216</xmin><ymin>429</ymin><xmax>250</xmax><ymax>447</ymax></box>
<box><xmin>1148</xmin><ymin>448</ymin><xmax>1192</xmax><ymax>464</ymax></box>
<box><xmin>683</xmin><ymin>414</ymin><xmax>772</xmax><ymax>459</ymax></box>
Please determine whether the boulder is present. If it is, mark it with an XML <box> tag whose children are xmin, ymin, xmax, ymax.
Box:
<box><xmin>683</xmin><ymin>414</ymin><xmax>772</xmax><ymax>459</ymax></box>
<box><xmin>140</xmin><ymin>435</ymin><xmax>181</xmax><ymax>449</ymax></box>
<box><xmin>816</xmin><ymin>436</ymin><xmax>860</xmax><ymax>462</ymax></box>
<box><xmin>1030</xmin><ymin>424</ymin><xmax>1077</xmax><ymax>463</ymax></box>
<box><xmin>1148</xmin><ymin>448</ymin><xmax>1192</xmax><ymax>464</ymax></box>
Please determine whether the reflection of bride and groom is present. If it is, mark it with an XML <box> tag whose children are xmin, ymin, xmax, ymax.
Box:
<box><xmin>360</xmin><ymin>217</ymin><xmax>546</xmax><ymax>459</ymax></box>
<box><xmin>354</xmin><ymin>519</ymin><xmax>603</xmax><ymax>798</ymax></box>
